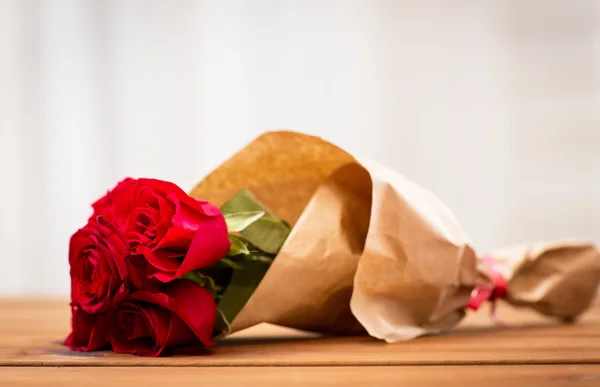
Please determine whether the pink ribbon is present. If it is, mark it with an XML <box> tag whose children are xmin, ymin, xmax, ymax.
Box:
<box><xmin>466</xmin><ymin>256</ymin><xmax>508</xmax><ymax>324</ymax></box>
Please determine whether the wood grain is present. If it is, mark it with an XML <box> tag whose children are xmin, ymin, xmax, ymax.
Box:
<box><xmin>1</xmin><ymin>299</ymin><xmax>599</xmax><ymax>367</ymax></box>
<box><xmin>2</xmin><ymin>365</ymin><xmax>600</xmax><ymax>387</ymax></box>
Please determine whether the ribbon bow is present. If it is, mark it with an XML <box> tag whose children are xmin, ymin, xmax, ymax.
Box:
<box><xmin>466</xmin><ymin>256</ymin><xmax>508</xmax><ymax>324</ymax></box>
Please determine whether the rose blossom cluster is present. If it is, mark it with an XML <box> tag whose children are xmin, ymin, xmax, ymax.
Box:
<box><xmin>66</xmin><ymin>178</ymin><xmax>231</xmax><ymax>356</ymax></box>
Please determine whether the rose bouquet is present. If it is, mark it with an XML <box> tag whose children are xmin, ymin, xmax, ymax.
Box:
<box><xmin>67</xmin><ymin>131</ymin><xmax>600</xmax><ymax>356</ymax></box>
<box><xmin>66</xmin><ymin>177</ymin><xmax>289</xmax><ymax>356</ymax></box>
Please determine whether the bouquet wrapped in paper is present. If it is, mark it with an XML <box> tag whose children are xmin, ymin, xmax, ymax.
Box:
<box><xmin>66</xmin><ymin>131</ymin><xmax>600</xmax><ymax>356</ymax></box>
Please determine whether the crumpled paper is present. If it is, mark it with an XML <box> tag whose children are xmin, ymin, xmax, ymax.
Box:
<box><xmin>190</xmin><ymin>131</ymin><xmax>600</xmax><ymax>342</ymax></box>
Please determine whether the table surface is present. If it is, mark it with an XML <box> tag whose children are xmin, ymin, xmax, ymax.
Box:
<box><xmin>1</xmin><ymin>299</ymin><xmax>599</xmax><ymax>386</ymax></box>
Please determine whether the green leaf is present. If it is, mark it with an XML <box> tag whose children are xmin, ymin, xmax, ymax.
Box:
<box><xmin>245</xmin><ymin>251</ymin><xmax>275</xmax><ymax>264</ymax></box>
<box><xmin>220</xmin><ymin>257</ymin><xmax>244</xmax><ymax>270</ymax></box>
<box><xmin>241</xmin><ymin>216</ymin><xmax>291</xmax><ymax>255</ymax></box>
<box><xmin>227</xmin><ymin>235</ymin><xmax>250</xmax><ymax>256</ymax></box>
<box><xmin>181</xmin><ymin>271</ymin><xmax>221</xmax><ymax>298</ymax></box>
<box><xmin>281</xmin><ymin>220</ymin><xmax>292</xmax><ymax>231</ymax></box>
<box><xmin>221</xmin><ymin>190</ymin><xmax>291</xmax><ymax>254</ymax></box>
<box><xmin>224</xmin><ymin>211</ymin><xmax>265</xmax><ymax>232</ymax></box>
<box><xmin>213</xmin><ymin>259</ymin><xmax>271</xmax><ymax>336</ymax></box>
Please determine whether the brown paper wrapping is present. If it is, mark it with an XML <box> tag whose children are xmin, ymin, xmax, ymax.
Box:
<box><xmin>487</xmin><ymin>242</ymin><xmax>600</xmax><ymax>320</ymax></box>
<box><xmin>190</xmin><ymin>131</ymin><xmax>600</xmax><ymax>342</ymax></box>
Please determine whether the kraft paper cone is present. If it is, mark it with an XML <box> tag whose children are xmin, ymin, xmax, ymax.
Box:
<box><xmin>190</xmin><ymin>131</ymin><xmax>600</xmax><ymax>342</ymax></box>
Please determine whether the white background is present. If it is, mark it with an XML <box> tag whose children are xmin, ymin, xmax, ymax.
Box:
<box><xmin>1</xmin><ymin>0</ymin><xmax>599</xmax><ymax>296</ymax></box>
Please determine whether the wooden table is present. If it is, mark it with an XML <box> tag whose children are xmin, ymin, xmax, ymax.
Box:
<box><xmin>1</xmin><ymin>299</ymin><xmax>599</xmax><ymax>386</ymax></box>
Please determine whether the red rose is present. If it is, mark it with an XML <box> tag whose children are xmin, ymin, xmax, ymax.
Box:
<box><xmin>69</xmin><ymin>218</ymin><xmax>130</xmax><ymax>313</ymax></box>
<box><xmin>110</xmin><ymin>280</ymin><xmax>216</xmax><ymax>356</ymax></box>
<box><xmin>64</xmin><ymin>305</ymin><xmax>109</xmax><ymax>351</ymax></box>
<box><xmin>93</xmin><ymin>178</ymin><xmax>230</xmax><ymax>282</ymax></box>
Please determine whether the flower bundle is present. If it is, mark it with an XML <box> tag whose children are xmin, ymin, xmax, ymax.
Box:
<box><xmin>66</xmin><ymin>178</ymin><xmax>289</xmax><ymax>356</ymax></box>
<box><xmin>67</xmin><ymin>131</ymin><xmax>600</xmax><ymax>356</ymax></box>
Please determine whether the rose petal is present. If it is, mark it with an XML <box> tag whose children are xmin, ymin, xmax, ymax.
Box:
<box><xmin>64</xmin><ymin>306</ymin><xmax>108</xmax><ymax>352</ymax></box>
<box><xmin>69</xmin><ymin>221</ymin><xmax>130</xmax><ymax>314</ymax></box>
<box><xmin>111</xmin><ymin>303</ymin><xmax>170</xmax><ymax>356</ymax></box>
<box><xmin>172</xmin><ymin>217</ymin><xmax>230</xmax><ymax>279</ymax></box>
<box><xmin>131</xmin><ymin>281</ymin><xmax>216</xmax><ymax>346</ymax></box>
<box><xmin>139</xmin><ymin>247</ymin><xmax>181</xmax><ymax>273</ymax></box>
<box><xmin>159</xmin><ymin>313</ymin><xmax>204</xmax><ymax>356</ymax></box>
<box><xmin>195</xmin><ymin>200</ymin><xmax>223</xmax><ymax>216</ymax></box>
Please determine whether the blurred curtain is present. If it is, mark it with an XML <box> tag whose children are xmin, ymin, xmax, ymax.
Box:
<box><xmin>1</xmin><ymin>0</ymin><xmax>599</xmax><ymax>295</ymax></box>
